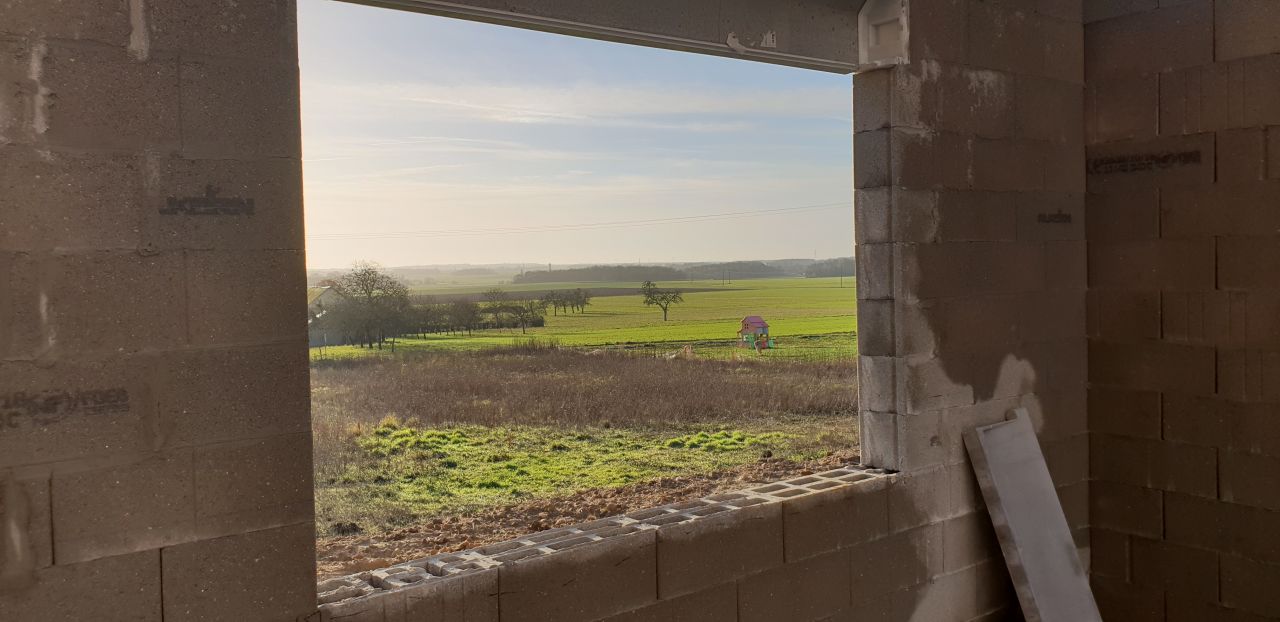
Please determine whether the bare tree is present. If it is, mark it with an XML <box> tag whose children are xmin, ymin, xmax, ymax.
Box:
<box><xmin>640</xmin><ymin>280</ymin><xmax>683</xmax><ymax>321</ymax></box>
<box><xmin>331</xmin><ymin>262</ymin><xmax>411</xmax><ymax>348</ymax></box>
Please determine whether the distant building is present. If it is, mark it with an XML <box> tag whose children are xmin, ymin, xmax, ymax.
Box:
<box><xmin>308</xmin><ymin>286</ymin><xmax>342</xmax><ymax>347</ymax></box>
<box><xmin>737</xmin><ymin>316</ymin><xmax>772</xmax><ymax>350</ymax></box>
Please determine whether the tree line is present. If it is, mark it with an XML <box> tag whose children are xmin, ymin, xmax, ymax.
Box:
<box><xmin>312</xmin><ymin>264</ymin><xmax>574</xmax><ymax>349</ymax></box>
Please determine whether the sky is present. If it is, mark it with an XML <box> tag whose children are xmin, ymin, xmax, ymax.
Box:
<box><xmin>298</xmin><ymin>0</ymin><xmax>854</xmax><ymax>270</ymax></box>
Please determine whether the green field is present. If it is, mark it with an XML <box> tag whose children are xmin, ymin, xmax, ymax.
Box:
<box><xmin>312</xmin><ymin>276</ymin><xmax>858</xmax><ymax>361</ymax></box>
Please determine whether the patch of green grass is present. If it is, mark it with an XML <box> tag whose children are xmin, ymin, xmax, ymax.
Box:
<box><xmin>314</xmin><ymin>415</ymin><xmax>857</xmax><ymax>531</ymax></box>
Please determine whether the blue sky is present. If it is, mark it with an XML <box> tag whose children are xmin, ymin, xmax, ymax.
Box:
<box><xmin>298</xmin><ymin>0</ymin><xmax>853</xmax><ymax>269</ymax></box>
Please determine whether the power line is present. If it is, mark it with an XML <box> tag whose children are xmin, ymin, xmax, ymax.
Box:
<box><xmin>307</xmin><ymin>201</ymin><xmax>850</xmax><ymax>241</ymax></box>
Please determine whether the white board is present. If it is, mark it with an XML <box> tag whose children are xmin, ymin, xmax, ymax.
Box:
<box><xmin>964</xmin><ymin>409</ymin><xmax>1101</xmax><ymax>622</ymax></box>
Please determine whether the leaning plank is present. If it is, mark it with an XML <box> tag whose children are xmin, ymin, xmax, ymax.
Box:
<box><xmin>964</xmin><ymin>408</ymin><xmax>1101</xmax><ymax>622</ymax></box>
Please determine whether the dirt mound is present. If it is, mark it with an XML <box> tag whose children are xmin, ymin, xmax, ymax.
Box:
<box><xmin>316</xmin><ymin>450</ymin><xmax>859</xmax><ymax>579</ymax></box>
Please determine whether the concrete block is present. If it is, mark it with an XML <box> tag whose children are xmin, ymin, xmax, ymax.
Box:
<box><xmin>0</xmin><ymin>358</ymin><xmax>154</xmax><ymax>468</ymax></box>
<box><xmin>0</xmin><ymin>550</ymin><xmax>160</xmax><ymax>621</ymax></box>
<box><xmin>859</xmin><ymin>410</ymin><xmax>898</xmax><ymax>469</ymax></box>
<box><xmin>1162</xmin><ymin>181</ymin><xmax>1280</xmax><ymax>239</ymax></box>
<box><xmin>906</xmin><ymin>0</ymin><xmax>966</xmax><ymax>65</ymax></box>
<box><xmin>892</xmin><ymin>188</ymin><xmax>940</xmax><ymax>243</ymax></box>
<box><xmin>0</xmin><ymin>252</ymin><xmax>37</xmax><ymax>359</ymax></box>
<box><xmin>393</xmin><ymin>568</ymin><xmax>498</xmax><ymax>622</ymax></box>
<box><xmin>0</xmin><ymin>0</ymin><xmax>132</xmax><ymax>44</ymax></box>
<box><xmin>147</xmin><ymin>0</ymin><xmax>297</xmax><ymax>61</ymax></box>
<box><xmin>1217</xmin><ymin>128</ymin><xmax>1268</xmax><ymax>184</ymax></box>
<box><xmin>1083</xmin><ymin>0</ymin><xmax>1156</xmax><ymax>24</ymax></box>
<box><xmin>936</xmin><ymin>65</ymin><xmax>1015</xmax><ymax>139</ymax></box>
<box><xmin>1162</xmin><ymin>393</ymin><xmax>1231</xmax><ymax>448</ymax></box>
<box><xmin>853</xmin><ymin>128</ymin><xmax>890</xmax><ymax>189</ymax></box>
<box><xmin>935</xmin><ymin>190</ymin><xmax>1016</xmax><ymax>242</ymax></box>
<box><xmin>1160</xmin><ymin>60</ymin><xmax>1246</xmax><ymax>135</ymax></box>
<box><xmin>1086</xmin><ymin>289</ymin><xmax>1159</xmax><ymax>340</ymax></box>
<box><xmin>1014</xmin><ymin>192</ymin><xmax>1084</xmax><ymax>241</ymax></box>
<box><xmin>854</xmin><ymin>188</ymin><xmax>890</xmax><ymax>245</ymax></box>
<box><xmin>895</xmin><ymin>412</ymin><xmax>946</xmax><ymax>474</ymax></box>
<box><xmin>186</xmin><ymin>249</ymin><xmax>306</xmax><ymax>346</ymax></box>
<box><xmin>157</xmin><ymin>344</ymin><xmax>309</xmax><ymax>447</ymax></box>
<box><xmin>1042</xmin><ymin>15</ymin><xmax>1084</xmax><ymax>84</ymax></box>
<box><xmin>601</xmin><ymin>583</ymin><xmax>736</xmax><ymax>622</ymax></box>
<box><xmin>899</xmin><ymin>354</ymin><xmax>974</xmax><ymax>414</ymax></box>
<box><xmin>39</xmin><ymin>43</ymin><xmax>180</xmax><ymax>151</ymax></box>
<box><xmin>1086</xmin><ymin>74</ymin><xmax>1158</xmax><ymax>143</ymax></box>
<box><xmin>1221</xmin><ymin>554</ymin><xmax>1280</xmax><ymax>618</ymax></box>
<box><xmin>855</xmin><ymin>299</ymin><xmax>893</xmax><ymax>357</ymax></box>
<box><xmin>1091</xmin><ymin>574</ymin><xmax>1164</xmax><ymax>621</ymax></box>
<box><xmin>193</xmin><ymin>433</ymin><xmax>313</xmax><ymax>539</ymax></box>
<box><xmin>656</xmin><ymin>502</ymin><xmax>782</xmax><ymax>599</ymax></box>
<box><xmin>1216</xmin><ymin>0</ymin><xmax>1280</xmax><ymax>61</ymax></box>
<box><xmin>47</xmin><ymin>251</ymin><xmax>187</xmax><ymax>354</ymax></box>
<box><xmin>1165</xmin><ymin>493</ymin><xmax>1280</xmax><ymax>564</ymax></box>
<box><xmin>966</xmin><ymin>1</ymin><xmax>1044</xmax><ymax>76</ymax></box>
<box><xmin>1086</xmin><ymin>132</ymin><xmax>1215</xmax><ymax>191</ymax></box>
<box><xmin>855</xmin><ymin>243</ymin><xmax>893</xmax><ymax>301</ymax></box>
<box><xmin>1231</xmin><ymin>401</ymin><xmax>1280</xmax><ymax>457</ymax></box>
<box><xmin>142</xmin><ymin>156</ymin><xmax>305</xmax><ymax>252</ymax></box>
<box><xmin>180</xmin><ymin>57</ymin><xmax>300</xmax><ymax>158</ymax></box>
<box><xmin>1043</xmin><ymin>239</ymin><xmax>1087</xmax><ymax>291</ymax></box>
<box><xmin>853</xmin><ymin>68</ymin><xmax>891</xmax><ymax>133</ymax></box>
<box><xmin>1244</xmin><ymin>54</ymin><xmax>1280</xmax><ymax>127</ymax></box>
<box><xmin>849</xmin><ymin>523</ymin><xmax>942</xmax><ymax>603</ymax></box>
<box><xmin>1043</xmin><ymin>138</ymin><xmax>1087</xmax><ymax>193</ymax></box>
<box><xmin>52</xmin><ymin>451</ymin><xmax>195</xmax><ymax>564</ymax></box>
<box><xmin>1088</xmin><ymin>340</ymin><xmax>1215</xmax><ymax>393</ymax></box>
<box><xmin>1221</xmin><ymin>450</ymin><xmax>1280</xmax><ymax>511</ymax></box>
<box><xmin>890</xmin><ymin>128</ymin><xmax>972</xmax><ymax>191</ymax></box>
<box><xmin>1086</xmin><ymin>188</ymin><xmax>1157</xmax><ymax>242</ymax></box>
<box><xmin>1088</xmin><ymin>528</ymin><xmax>1129</xmax><ymax>580</ymax></box>
<box><xmin>1087</xmin><ymin>387</ymin><xmax>1160</xmax><ymax>439</ymax></box>
<box><xmin>500</xmin><ymin>529</ymin><xmax>656</xmax><ymax>622</ymax></box>
<box><xmin>941</xmin><ymin>511</ymin><xmax>1000</xmax><ymax>573</ymax></box>
<box><xmin>889</xmin><ymin>467</ymin><xmax>950</xmax><ymax>531</ymax></box>
<box><xmin>1217</xmin><ymin>348</ymin><xmax>1280</xmax><ymax>402</ymax></box>
<box><xmin>1161</xmin><ymin>290</ymin><xmax>1246</xmax><ymax>345</ymax></box>
<box><xmin>783</xmin><ymin>476</ymin><xmax>888</xmax><ymax>561</ymax></box>
<box><xmin>162</xmin><ymin>522</ymin><xmax>316</xmax><ymax>622</ymax></box>
<box><xmin>1020</xmin><ymin>75</ymin><xmax>1085</xmax><ymax>143</ymax></box>
<box><xmin>1220</xmin><ymin>236</ymin><xmax>1280</xmax><ymax>290</ymax></box>
<box><xmin>1083</xmin><ymin>1</ymin><xmax>1212</xmax><ymax>80</ymax></box>
<box><xmin>1089</xmin><ymin>480</ymin><xmax>1162</xmax><ymax>538</ymax></box>
<box><xmin>738</xmin><ymin>550</ymin><xmax>852</xmax><ymax>622</ymax></box>
<box><xmin>1088</xmin><ymin>238</ymin><xmax>1215</xmax><ymax>290</ymax></box>
<box><xmin>0</xmin><ymin>149</ymin><xmax>145</xmax><ymax>252</ymax></box>
<box><xmin>972</xmin><ymin>138</ymin><xmax>1044</xmax><ymax>192</ymax></box>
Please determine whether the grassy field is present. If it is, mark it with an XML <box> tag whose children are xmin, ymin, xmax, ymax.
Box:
<box><xmin>312</xmin><ymin>349</ymin><xmax>858</xmax><ymax>533</ymax></box>
<box><xmin>313</xmin><ymin>276</ymin><xmax>857</xmax><ymax>361</ymax></box>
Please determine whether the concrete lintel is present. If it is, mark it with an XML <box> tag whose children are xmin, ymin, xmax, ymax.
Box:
<box><xmin>339</xmin><ymin>0</ymin><xmax>861</xmax><ymax>73</ymax></box>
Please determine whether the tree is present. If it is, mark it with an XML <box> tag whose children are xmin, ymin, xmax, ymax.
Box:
<box><xmin>541</xmin><ymin>291</ymin><xmax>565</xmax><ymax>316</ymax></box>
<box><xmin>331</xmin><ymin>262</ymin><xmax>411</xmax><ymax>349</ymax></box>
<box><xmin>481</xmin><ymin>287</ymin><xmax>510</xmax><ymax>328</ymax></box>
<box><xmin>570</xmin><ymin>288</ymin><xmax>592</xmax><ymax>313</ymax></box>
<box><xmin>507</xmin><ymin>299</ymin><xmax>546</xmax><ymax>334</ymax></box>
<box><xmin>640</xmin><ymin>280</ymin><xmax>683</xmax><ymax>321</ymax></box>
<box><xmin>448</xmin><ymin>300</ymin><xmax>481</xmax><ymax>336</ymax></box>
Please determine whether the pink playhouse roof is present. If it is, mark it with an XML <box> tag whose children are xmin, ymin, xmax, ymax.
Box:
<box><xmin>740</xmin><ymin>316</ymin><xmax>769</xmax><ymax>329</ymax></box>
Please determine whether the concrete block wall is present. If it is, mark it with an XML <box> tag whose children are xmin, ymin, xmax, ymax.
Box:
<box><xmin>311</xmin><ymin>468</ymin><xmax>1018</xmax><ymax>622</ymax></box>
<box><xmin>1085</xmin><ymin>2</ymin><xmax>1280</xmax><ymax>620</ymax></box>
<box><xmin>0</xmin><ymin>1</ymin><xmax>315</xmax><ymax>620</ymax></box>
<box><xmin>854</xmin><ymin>0</ymin><xmax>1089</xmax><ymax>581</ymax></box>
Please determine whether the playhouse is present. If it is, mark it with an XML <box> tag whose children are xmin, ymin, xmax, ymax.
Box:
<box><xmin>737</xmin><ymin>316</ymin><xmax>773</xmax><ymax>350</ymax></box>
